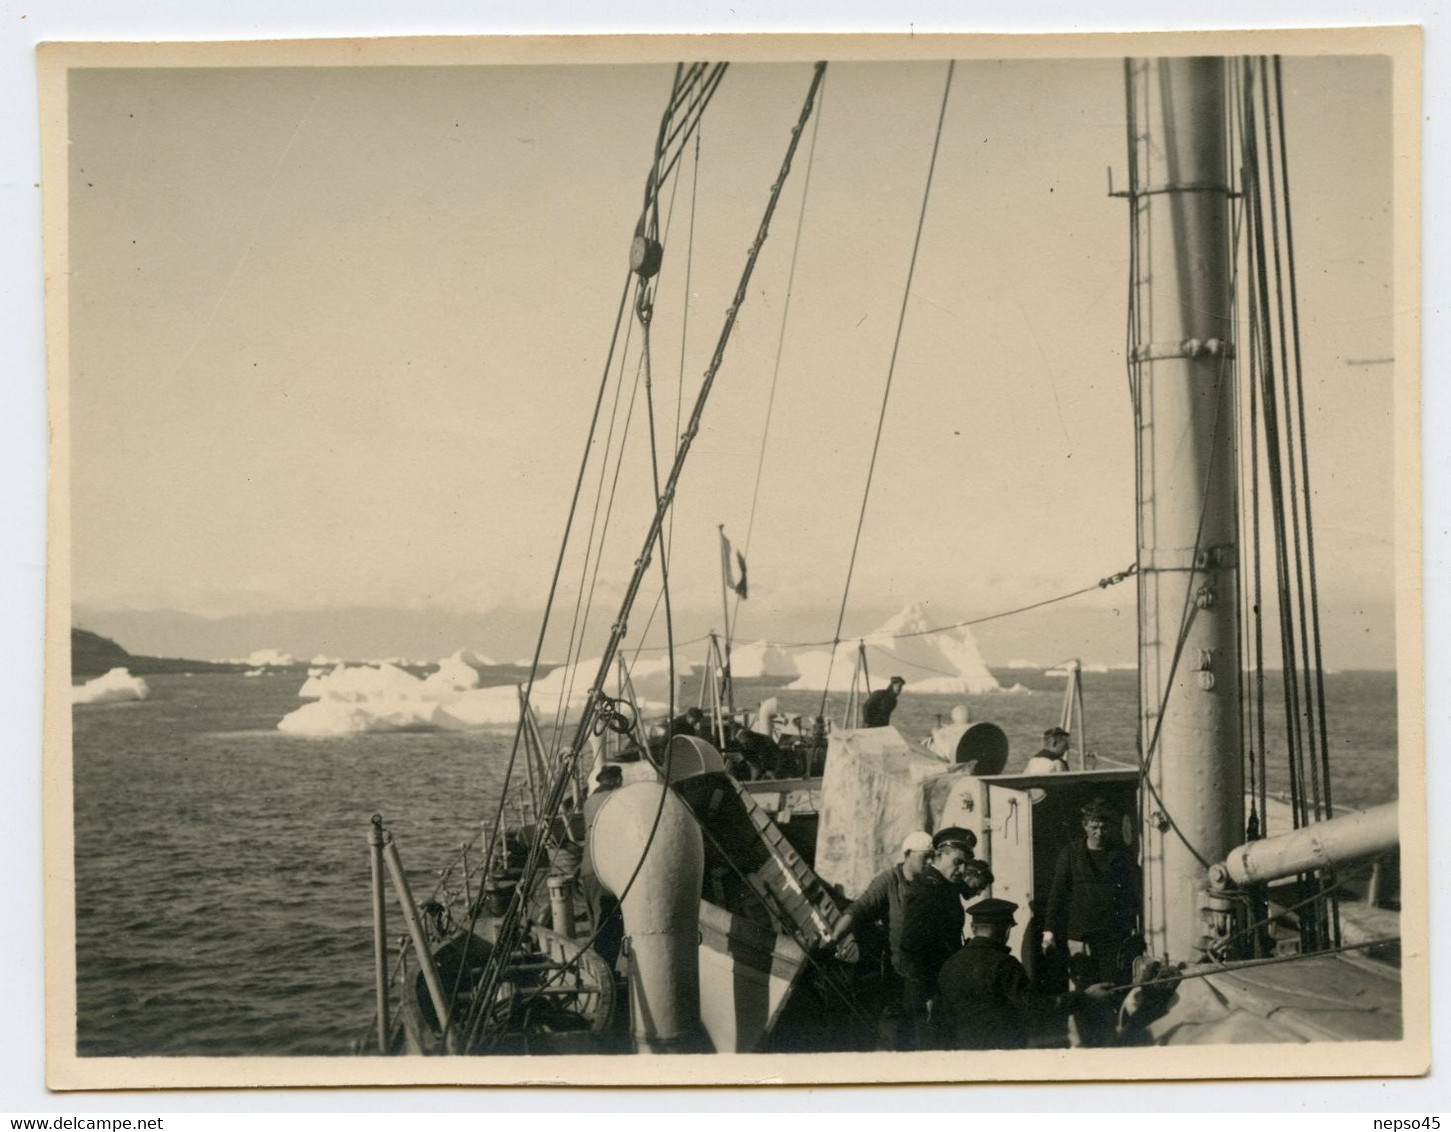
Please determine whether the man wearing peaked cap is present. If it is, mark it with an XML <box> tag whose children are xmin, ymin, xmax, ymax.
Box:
<box><xmin>897</xmin><ymin>830</ymin><xmax>992</xmax><ymax>1048</ymax></box>
<box><xmin>931</xmin><ymin>826</ymin><xmax>977</xmax><ymax>855</ymax></box>
<box><xmin>937</xmin><ymin>897</ymin><xmax>1114</xmax><ymax>1050</ymax></box>
<box><xmin>966</xmin><ymin>897</ymin><xmax>1019</xmax><ymax>925</ymax></box>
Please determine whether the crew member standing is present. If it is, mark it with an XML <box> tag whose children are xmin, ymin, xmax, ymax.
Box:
<box><xmin>862</xmin><ymin>675</ymin><xmax>907</xmax><ymax>727</ymax></box>
<box><xmin>897</xmin><ymin>828</ymin><xmax>993</xmax><ymax>1047</ymax></box>
<box><xmin>821</xmin><ymin>830</ymin><xmax>934</xmax><ymax>1047</ymax></box>
<box><xmin>1044</xmin><ymin>797</ymin><xmax>1138</xmax><ymax>1044</ymax></box>
<box><xmin>938</xmin><ymin>898</ymin><xmax>1113</xmax><ymax>1050</ymax></box>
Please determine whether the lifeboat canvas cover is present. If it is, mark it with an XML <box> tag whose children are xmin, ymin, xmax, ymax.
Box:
<box><xmin>814</xmin><ymin>726</ymin><xmax>953</xmax><ymax>896</ymax></box>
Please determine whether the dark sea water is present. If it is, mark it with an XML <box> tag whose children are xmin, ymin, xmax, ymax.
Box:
<box><xmin>70</xmin><ymin>667</ymin><xmax>1399</xmax><ymax>1057</ymax></box>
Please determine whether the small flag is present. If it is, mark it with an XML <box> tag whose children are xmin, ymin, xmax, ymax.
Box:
<box><xmin>720</xmin><ymin>527</ymin><xmax>749</xmax><ymax>600</ymax></box>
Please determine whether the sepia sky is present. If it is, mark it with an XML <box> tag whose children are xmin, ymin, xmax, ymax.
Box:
<box><xmin>64</xmin><ymin>52</ymin><xmax>1398</xmax><ymax>663</ymax></box>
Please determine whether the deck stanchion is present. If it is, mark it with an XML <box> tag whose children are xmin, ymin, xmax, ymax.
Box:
<box><xmin>368</xmin><ymin>814</ymin><xmax>391</xmax><ymax>1053</ymax></box>
<box><xmin>382</xmin><ymin>832</ymin><xmax>458</xmax><ymax>1053</ymax></box>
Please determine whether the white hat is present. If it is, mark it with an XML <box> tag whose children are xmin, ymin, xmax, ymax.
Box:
<box><xmin>900</xmin><ymin>830</ymin><xmax>934</xmax><ymax>854</ymax></box>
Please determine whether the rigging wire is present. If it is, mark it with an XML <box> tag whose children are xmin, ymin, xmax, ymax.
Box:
<box><xmin>1274</xmin><ymin>53</ymin><xmax>1340</xmax><ymax>947</ymax></box>
<box><xmin>453</xmin><ymin>65</ymin><xmax>704</xmax><ymax>1046</ymax></box>
<box><xmin>461</xmin><ymin>61</ymin><xmax>830</xmax><ymax>1051</ymax></box>
<box><xmin>1259</xmin><ymin>58</ymin><xmax>1322</xmax><ymax>831</ymax></box>
<box><xmin>548</xmin><ymin>88</ymin><xmax>696</xmax><ymax>753</ymax></box>
<box><xmin>732</xmin><ymin>70</ymin><xmax>829</xmax><ymax>643</ymax></box>
<box><xmin>629</xmin><ymin>563</ymin><xmax>1139</xmax><ymax>653</ymax></box>
<box><xmin>1274</xmin><ymin>55</ymin><xmax>1335</xmax><ymax>829</ymax></box>
<box><xmin>654</xmin><ymin>65</ymin><xmax>729</xmax><ymax>194</ymax></box>
<box><xmin>816</xmin><ymin>59</ymin><xmax>957</xmax><ymax>721</ymax></box>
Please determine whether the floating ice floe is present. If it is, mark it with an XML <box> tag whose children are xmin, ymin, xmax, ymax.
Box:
<box><xmin>278</xmin><ymin>651</ymin><xmax>667</xmax><ymax>735</ymax></box>
<box><xmin>72</xmin><ymin>667</ymin><xmax>149</xmax><ymax>705</ymax></box>
<box><xmin>245</xmin><ymin>648</ymin><xmax>298</xmax><ymax>667</ymax></box>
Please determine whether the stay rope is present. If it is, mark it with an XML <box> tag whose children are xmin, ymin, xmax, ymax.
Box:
<box><xmin>816</xmin><ymin>59</ymin><xmax>957</xmax><ymax>723</ymax></box>
<box><xmin>731</xmin><ymin>71</ymin><xmax>829</xmax><ymax>643</ymax></box>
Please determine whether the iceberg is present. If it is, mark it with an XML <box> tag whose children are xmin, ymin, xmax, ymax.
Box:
<box><xmin>73</xmin><ymin>667</ymin><xmax>149</xmax><ymax>705</ymax></box>
<box><xmin>420</xmin><ymin>650</ymin><xmax>488</xmax><ymax>695</ymax></box>
<box><xmin>786</xmin><ymin>602</ymin><xmax>1002</xmax><ymax>694</ymax></box>
<box><xmin>278</xmin><ymin>697</ymin><xmax>454</xmax><ymax>735</ymax></box>
<box><xmin>730</xmin><ymin>639</ymin><xmax>799</xmax><ymax>679</ymax></box>
<box><xmin>297</xmin><ymin>662</ymin><xmax>422</xmax><ymax>701</ymax></box>
<box><xmin>278</xmin><ymin>650</ymin><xmax>667</xmax><ymax>735</ymax></box>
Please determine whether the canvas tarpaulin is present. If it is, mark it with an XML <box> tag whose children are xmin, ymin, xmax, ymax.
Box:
<box><xmin>814</xmin><ymin>726</ymin><xmax>972</xmax><ymax>896</ymax></box>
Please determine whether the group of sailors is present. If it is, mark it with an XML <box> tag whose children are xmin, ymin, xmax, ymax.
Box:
<box><xmin>662</xmin><ymin>700</ymin><xmax>827</xmax><ymax>780</ymax></box>
<box><xmin>574</xmin><ymin>679</ymin><xmax>1139</xmax><ymax>1050</ymax></box>
<box><xmin>821</xmin><ymin>797</ymin><xmax>1137</xmax><ymax>1051</ymax></box>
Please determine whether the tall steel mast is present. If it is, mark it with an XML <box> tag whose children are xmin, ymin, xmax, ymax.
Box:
<box><xmin>1125</xmin><ymin>57</ymin><xmax>1244</xmax><ymax>962</ymax></box>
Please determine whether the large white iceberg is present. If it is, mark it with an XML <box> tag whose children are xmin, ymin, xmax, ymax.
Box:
<box><xmin>72</xmin><ymin>667</ymin><xmax>149</xmax><ymax>705</ymax></box>
<box><xmin>278</xmin><ymin>651</ymin><xmax>669</xmax><ymax>735</ymax></box>
<box><xmin>730</xmin><ymin>639</ymin><xmax>800</xmax><ymax>679</ymax></box>
<box><xmin>297</xmin><ymin>662</ymin><xmax>422</xmax><ymax>701</ymax></box>
<box><xmin>787</xmin><ymin>602</ymin><xmax>1002</xmax><ymax>694</ymax></box>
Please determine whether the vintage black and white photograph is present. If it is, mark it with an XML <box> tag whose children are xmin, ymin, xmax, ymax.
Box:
<box><xmin>41</xmin><ymin>29</ymin><xmax>1425</xmax><ymax>1088</ymax></box>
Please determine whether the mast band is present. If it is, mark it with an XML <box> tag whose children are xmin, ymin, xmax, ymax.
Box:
<box><xmin>1132</xmin><ymin>338</ymin><xmax>1235</xmax><ymax>362</ymax></box>
<box><xmin>1139</xmin><ymin>544</ymin><xmax>1238</xmax><ymax>573</ymax></box>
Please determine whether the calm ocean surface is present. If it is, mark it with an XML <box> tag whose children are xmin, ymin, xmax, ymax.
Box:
<box><xmin>70</xmin><ymin>667</ymin><xmax>1399</xmax><ymax>1057</ymax></box>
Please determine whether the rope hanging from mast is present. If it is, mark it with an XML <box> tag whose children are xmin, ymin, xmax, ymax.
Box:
<box><xmin>816</xmin><ymin>59</ymin><xmax>957</xmax><ymax>723</ymax></box>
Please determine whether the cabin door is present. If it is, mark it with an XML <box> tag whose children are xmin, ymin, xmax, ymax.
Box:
<box><xmin>983</xmin><ymin>784</ymin><xmax>1037</xmax><ymax>959</ymax></box>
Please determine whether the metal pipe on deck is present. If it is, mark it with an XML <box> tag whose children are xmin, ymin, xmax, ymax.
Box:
<box><xmin>1214</xmin><ymin>802</ymin><xmax>1398</xmax><ymax>888</ymax></box>
<box><xmin>381</xmin><ymin>834</ymin><xmax>457</xmax><ymax>1054</ymax></box>
<box><xmin>591</xmin><ymin>781</ymin><xmax>706</xmax><ymax>1052</ymax></box>
<box><xmin>368</xmin><ymin>815</ymin><xmax>390</xmax><ymax>1053</ymax></box>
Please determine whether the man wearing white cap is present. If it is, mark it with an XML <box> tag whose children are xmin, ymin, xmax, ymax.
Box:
<box><xmin>821</xmin><ymin>830</ymin><xmax>934</xmax><ymax>1047</ymax></box>
<box><xmin>824</xmin><ymin>830</ymin><xmax>934</xmax><ymax>971</ymax></box>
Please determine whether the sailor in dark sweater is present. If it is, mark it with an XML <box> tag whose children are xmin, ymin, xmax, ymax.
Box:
<box><xmin>938</xmin><ymin>898</ymin><xmax>1113</xmax><ymax>1050</ymax></box>
<box><xmin>1043</xmin><ymin>797</ymin><xmax>1138</xmax><ymax>985</ymax></box>
<box><xmin>861</xmin><ymin>675</ymin><xmax>906</xmax><ymax>727</ymax></box>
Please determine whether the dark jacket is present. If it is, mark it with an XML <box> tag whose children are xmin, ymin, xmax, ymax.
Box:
<box><xmin>845</xmin><ymin>863</ymin><xmax>912</xmax><ymax>972</ymax></box>
<box><xmin>1045</xmin><ymin>837</ymin><xmax>1137</xmax><ymax>943</ymax></box>
<box><xmin>861</xmin><ymin>688</ymin><xmax>900</xmax><ymax>727</ymax></box>
<box><xmin>897</xmin><ymin>867</ymin><xmax>965</xmax><ymax>990</ymax></box>
<box><xmin>938</xmin><ymin>937</ymin><xmax>1083</xmax><ymax>1050</ymax></box>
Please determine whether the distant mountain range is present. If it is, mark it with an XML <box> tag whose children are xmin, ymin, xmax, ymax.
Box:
<box><xmin>70</xmin><ymin>627</ymin><xmax>251</xmax><ymax>679</ymax></box>
<box><xmin>70</xmin><ymin>595</ymin><xmax>1397</xmax><ymax>674</ymax></box>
